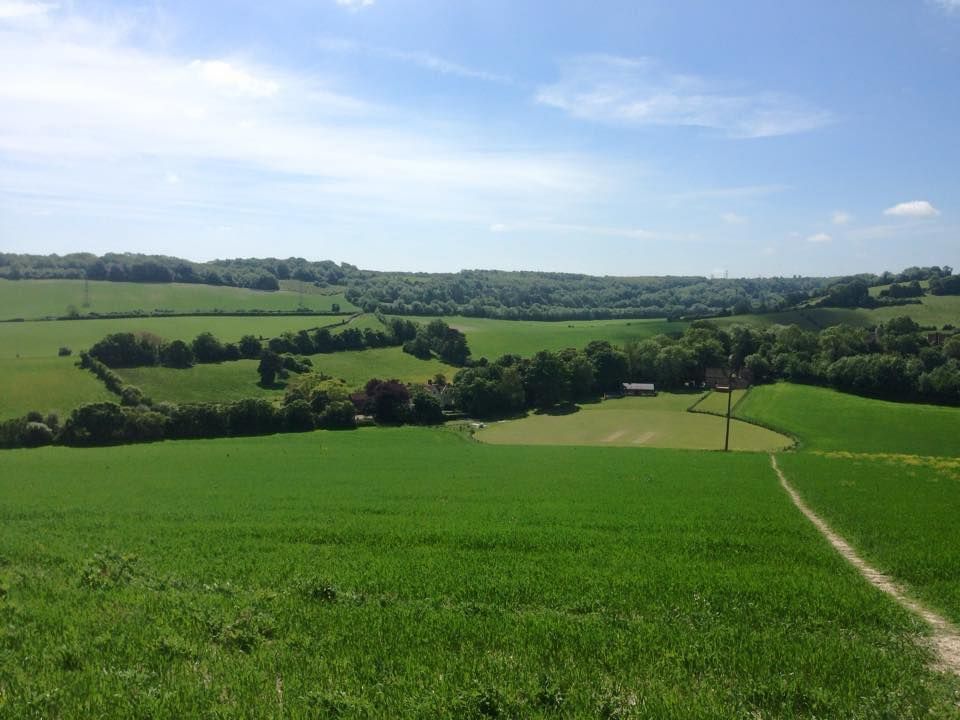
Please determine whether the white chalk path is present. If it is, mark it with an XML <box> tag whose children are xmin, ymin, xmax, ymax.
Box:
<box><xmin>770</xmin><ymin>454</ymin><xmax>960</xmax><ymax>675</ymax></box>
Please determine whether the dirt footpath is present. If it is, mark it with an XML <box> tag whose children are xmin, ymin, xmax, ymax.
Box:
<box><xmin>770</xmin><ymin>454</ymin><xmax>960</xmax><ymax>676</ymax></box>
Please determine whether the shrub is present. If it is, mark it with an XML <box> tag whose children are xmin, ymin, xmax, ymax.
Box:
<box><xmin>159</xmin><ymin>339</ymin><xmax>194</xmax><ymax>368</ymax></box>
<box><xmin>119</xmin><ymin>385</ymin><xmax>145</xmax><ymax>407</ymax></box>
<box><xmin>283</xmin><ymin>400</ymin><xmax>315</xmax><ymax>432</ymax></box>
<box><xmin>58</xmin><ymin>346</ymin><xmax>72</xmax><ymax>357</ymax></box>
<box><xmin>22</xmin><ymin>422</ymin><xmax>54</xmax><ymax>447</ymax></box>
<box><xmin>227</xmin><ymin>398</ymin><xmax>281</xmax><ymax>436</ymax></box>
<box><xmin>191</xmin><ymin>332</ymin><xmax>227</xmax><ymax>364</ymax></box>
<box><xmin>318</xmin><ymin>400</ymin><xmax>356</xmax><ymax>429</ymax></box>
<box><xmin>238</xmin><ymin>335</ymin><xmax>262</xmax><ymax>359</ymax></box>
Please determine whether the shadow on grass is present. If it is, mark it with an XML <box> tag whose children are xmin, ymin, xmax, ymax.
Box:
<box><xmin>534</xmin><ymin>403</ymin><xmax>581</xmax><ymax>416</ymax></box>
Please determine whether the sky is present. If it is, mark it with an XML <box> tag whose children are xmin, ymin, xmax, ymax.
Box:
<box><xmin>0</xmin><ymin>0</ymin><xmax>958</xmax><ymax>277</ymax></box>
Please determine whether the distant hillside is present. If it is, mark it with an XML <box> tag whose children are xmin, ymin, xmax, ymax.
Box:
<box><xmin>1</xmin><ymin>253</ymin><xmax>954</xmax><ymax>322</ymax></box>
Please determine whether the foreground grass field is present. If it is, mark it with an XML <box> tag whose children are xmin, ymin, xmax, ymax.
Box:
<box><xmin>0</xmin><ymin>279</ymin><xmax>356</xmax><ymax>320</ymax></box>
<box><xmin>1</xmin><ymin>429</ymin><xmax>957</xmax><ymax>718</ymax></box>
<box><xmin>736</xmin><ymin>382</ymin><xmax>960</xmax><ymax>456</ymax></box>
<box><xmin>116</xmin><ymin>349</ymin><xmax>455</xmax><ymax>403</ymax></box>
<box><xmin>0</xmin><ymin>357</ymin><xmax>114</xmax><ymax>420</ymax></box>
<box><xmin>479</xmin><ymin>394</ymin><xmax>792</xmax><ymax>452</ymax></box>
<box><xmin>438</xmin><ymin>316</ymin><xmax>685</xmax><ymax>358</ymax></box>
<box><xmin>780</xmin><ymin>452</ymin><xmax>960</xmax><ymax>626</ymax></box>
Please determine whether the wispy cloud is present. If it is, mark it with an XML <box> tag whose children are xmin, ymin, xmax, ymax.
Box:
<box><xmin>536</xmin><ymin>55</ymin><xmax>833</xmax><ymax>138</ymax></box>
<box><xmin>931</xmin><ymin>0</ymin><xmax>960</xmax><ymax>13</ymax></box>
<box><xmin>0</xmin><ymin>7</ymin><xmax>597</xmax><ymax>227</ymax></box>
<box><xmin>334</xmin><ymin>0</ymin><xmax>374</xmax><ymax>9</ymax></box>
<box><xmin>0</xmin><ymin>1</ymin><xmax>56</xmax><ymax>20</ymax></box>
<box><xmin>806</xmin><ymin>232</ymin><xmax>832</xmax><ymax>243</ymax></box>
<box><xmin>318</xmin><ymin>37</ymin><xmax>514</xmax><ymax>85</ymax></box>
<box><xmin>489</xmin><ymin>220</ymin><xmax>681</xmax><ymax>241</ymax></box>
<box><xmin>721</xmin><ymin>212</ymin><xmax>747</xmax><ymax>225</ymax></box>
<box><xmin>832</xmin><ymin>210</ymin><xmax>853</xmax><ymax>225</ymax></box>
<box><xmin>666</xmin><ymin>184</ymin><xmax>787</xmax><ymax>203</ymax></box>
<box><xmin>883</xmin><ymin>200</ymin><xmax>940</xmax><ymax>217</ymax></box>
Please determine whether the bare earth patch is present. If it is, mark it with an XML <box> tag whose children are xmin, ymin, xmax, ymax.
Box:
<box><xmin>631</xmin><ymin>432</ymin><xmax>657</xmax><ymax>445</ymax></box>
<box><xmin>770</xmin><ymin>454</ymin><xmax>960</xmax><ymax>675</ymax></box>
<box><xmin>603</xmin><ymin>430</ymin><xmax>626</xmax><ymax>443</ymax></box>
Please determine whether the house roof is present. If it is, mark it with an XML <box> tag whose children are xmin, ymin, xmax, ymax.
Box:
<box><xmin>622</xmin><ymin>382</ymin><xmax>655</xmax><ymax>391</ymax></box>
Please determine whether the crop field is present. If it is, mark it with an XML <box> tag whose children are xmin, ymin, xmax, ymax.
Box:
<box><xmin>0</xmin><ymin>279</ymin><xmax>356</xmax><ymax>320</ymax></box>
<box><xmin>0</xmin><ymin>315</ymin><xmax>368</xmax><ymax>360</ymax></box>
<box><xmin>1</xmin><ymin>429</ymin><xmax>958</xmax><ymax>718</ymax></box>
<box><xmin>719</xmin><ymin>294</ymin><xmax>960</xmax><ymax>331</ymax></box>
<box><xmin>779</xmin><ymin>452</ymin><xmax>960</xmax><ymax>625</ymax></box>
<box><xmin>116</xmin><ymin>349</ymin><xmax>455</xmax><ymax>403</ymax></box>
<box><xmin>736</xmin><ymin>382</ymin><xmax>960</xmax><ymax>455</ymax></box>
<box><xmin>434</xmin><ymin>316</ymin><xmax>685</xmax><ymax>359</ymax></box>
<box><xmin>0</xmin><ymin>356</ymin><xmax>114</xmax><ymax>420</ymax></box>
<box><xmin>478</xmin><ymin>394</ymin><xmax>792</xmax><ymax>451</ymax></box>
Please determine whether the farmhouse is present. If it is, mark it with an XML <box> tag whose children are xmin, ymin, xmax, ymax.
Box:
<box><xmin>622</xmin><ymin>382</ymin><xmax>656</xmax><ymax>396</ymax></box>
<box><xmin>705</xmin><ymin>367</ymin><xmax>752</xmax><ymax>390</ymax></box>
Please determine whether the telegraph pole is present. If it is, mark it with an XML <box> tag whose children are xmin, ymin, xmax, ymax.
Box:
<box><xmin>723</xmin><ymin>354</ymin><xmax>734</xmax><ymax>452</ymax></box>
<box><xmin>82</xmin><ymin>276</ymin><xmax>90</xmax><ymax>308</ymax></box>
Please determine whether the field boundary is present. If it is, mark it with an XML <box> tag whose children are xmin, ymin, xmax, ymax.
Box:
<box><xmin>770</xmin><ymin>454</ymin><xmax>960</xmax><ymax>676</ymax></box>
<box><xmin>687</xmin><ymin>389</ymin><xmax>799</xmax><ymax>450</ymax></box>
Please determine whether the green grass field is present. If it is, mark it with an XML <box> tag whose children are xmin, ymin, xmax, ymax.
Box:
<box><xmin>736</xmin><ymin>382</ymin><xmax>960</xmax><ymax>456</ymax></box>
<box><xmin>0</xmin><ymin>315</ymin><xmax>367</xmax><ymax>360</ymax></box>
<box><xmin>116</xmin><ymin>349</ymin><xmax>455</xmax><ymax>403</ymax></box>
<box><xmin>780</xmin><ymin>452</ymin><xmax>960</xmax><ymax>626</ymax></box>
<box><xmin>719</xmin><ymin>294</ymin><xmax>960</xmax><ymax>331</ymax></box>
<box><xmin>688</xmin><ymin>389</ymin><xmax>748</xmax><ymax>416</ymax></box>
<box><xmin>0</xmin><ymin>356</ymin><xmax>114</xmax><ymax>420</ymax></box>
<box><xmin>0</xmin><ymin>279</ymin><xmax>356</xmax><ymax>320</ymax></box>
<box><xmin>1</xmin><ymin>429</ymin><xmax>957</xmax><ymax>718</ymax></box>
<box><xmin>436</xmin><ymin>316</ymin><xmax>685</xmax><ymax>358</ymax></box>
<box><xmin>479</xmin><ymin>394</ymin><xmax>791</xmax><ymax>452</ymax></box>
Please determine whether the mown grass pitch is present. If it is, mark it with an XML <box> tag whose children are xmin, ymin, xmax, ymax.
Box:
<box><xmin>780</xmin><ymin>451</ymin><xmax>960</xmax><ymax>626</ymax></box>
<box><xmin>736</xmin><ymin>382</ymin><xmax>960</xmax><ymax>456</ymax></box>
<box><xmin>0</xmin><ymin>279</ymin><xmax>356</xmax><ymax>320</ymax></box>
<box><xmin>436</xmin><ymin>316</ymin><xmax>685</xmax><ymax>359</ymax></box>
<box><xmin>0</xmin><ymin>429</ymin><xmax>957</xmax><ymax>718</ymax></box>
<box><xmin>479</xmin><ymin>394</ymin><xmax>791</xmax><ymax>452</ymax></box>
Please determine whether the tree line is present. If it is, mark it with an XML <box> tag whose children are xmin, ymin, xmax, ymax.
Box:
<box><xmin>5</xmin><ymin>252</ymin><xmax>955</xmax><ymax>321</ymax></box>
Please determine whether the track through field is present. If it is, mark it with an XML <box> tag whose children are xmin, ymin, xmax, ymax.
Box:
<box><xmin>770</xmin><ymin>454</ymin><xmax>960</xmax><ymax>675</ymax></box>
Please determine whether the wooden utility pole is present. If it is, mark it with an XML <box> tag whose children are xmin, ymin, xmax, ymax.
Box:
<box><xmin>723</xmin><ymin>380</ymin><xmax>733</xmax><ymax>452</ymax></box>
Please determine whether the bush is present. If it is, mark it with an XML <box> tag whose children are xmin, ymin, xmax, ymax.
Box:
<box><xmin>22</xmin><ymin>422</ymin><xmax>54</xmax><ymax>447</ymax></box>
<box><xmin>58</xmin><ymin>346</ymin><xmax>72</xmax><ymax>357</ymax></box>
<box><xmin>283</xmin><ymin>400</ymin><xmax>315</xmax><ymax>432</ymax></box>
<box><xmin>61</xmin><ymin>403</ymin><xmax>127</xmax><ymax>445</ymax></box>
<box><xmin>119</xmin><ymin>385</ymin><xmax>145</xmax><ymax>407</ymax></box>
<box><xmin>227</xmin><ymin>398</ymin><xmax>281</xmax><ymax>436</ymax></box>
<box><xmin>191</xmin><ymin>332</ymin><xmax>226</xmax><ymax>364</ymax></box>
<box><xmin>89</xmin><ymin>332</ymin><xmax>159</xmax><ymax>367</ymax></box>
<box><xmin>318</xmin><ymin>400</ymin><xmax>357</xmax><ymax>429</ymax></box>
<box><xmin>409</xmin><ymin>389</ymin><xmax>444</xmax><ymax>425</ymax></box>
<box><xmin>238</xmin><ymin>335</ymin><xmax>262</xmax><ymax>359</ymax></box>
<box><xmin>159</xmin><ymin>339</ymin><xmax>194</xmax><ymax>368</ymax></box>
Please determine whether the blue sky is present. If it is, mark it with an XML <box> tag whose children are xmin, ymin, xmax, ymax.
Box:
<box><xmin>0</xmin><ymin>0</ymin><xmax>957</xmax><ymax>277</ymax></box>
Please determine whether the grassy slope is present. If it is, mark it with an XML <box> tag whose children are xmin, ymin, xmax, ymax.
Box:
<box><xmin>719</xmin><ymin>294</ymin><xmax>960</xmax><ymax>331</ymax></box>
<box><xmin>0</xmin><ymin>429</ymin><xmax>955</xmax><ymax>718</ymax></box>
<box><xmin>479</xmin><ymin>394</ymin><xmax>791</xmax><ymax>452</ymax></box>
<box><xmin>0</xmin><ymin>356</ymin><xmax>114</xmax><ymax>420</ymax></box>
<box><xmin>0</xmin><ymin>315</ymin><xmax>364</xmax><ymax>359</ymax></box>
<box><xmin>736</xmin><ymin>382</ymin><xmax>960</xmax><ymax>456</ymax></box>
<box><xmin>0</xmin><ymin>279</ymin><xmax>356</xmax><ymax>320</ymax></box>
<box><xmin>780</xmin><ymin>452</ymin><xmax>960</xmax><ymax>626</ymax></box>
<box><xmin>116</xmin><ymin>349</ymin><xmax>455</xmax><ymax>403</ymax></box>
<box><xmin>439</xmin><ymin>316</ymin><xmax>685</xmax><ymax>358</ymax></box>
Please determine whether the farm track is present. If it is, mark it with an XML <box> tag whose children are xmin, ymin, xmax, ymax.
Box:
<box><xmin>770</xmin><ymin>454</ymin><xmax>960</xmax><ymax>675</ymax></box>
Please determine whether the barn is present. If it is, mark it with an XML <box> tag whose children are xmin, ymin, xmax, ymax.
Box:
<box><xmin>622</xmin><ymin>382</ymin><xmax>656</xmax><ymax>396</ymax></box>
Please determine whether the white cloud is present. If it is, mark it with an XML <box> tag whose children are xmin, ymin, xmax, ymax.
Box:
<box><xmin>931</xmin><ymin>0</ymin><xmax>960</xmax><ymax>13</ymax></box>
<box><xmin>318</xmin><ymin>37</ymin><xmax>513</xmax><ymax>85</ymax></box>
<box><xmin>335</xmin><ymin>0</ymin><xmax>374</xmax><ymax>8</ymax></box>
<box><xmin>164</xmin><ymin>172</ymin><xmax>181</xmax><ymax>185</ymax></box>
<box><xmin>832</xmin><ymin>210</ymin><xmax>852</xmax><ymax>225</ymax></box>
<box><xmin>806</xmin><ymin>232</ymin><xmax>832</xmax><ymax>243</ymax></box>
<box><xmin>486</xmin><ymin>220</ymin><xmax>673</xmax><ymax>241</ymax></box>
<box><xmin>536</xmin><ymin>55</ymin><xmax>833</xmax><ymax>138</ymax></box>
<box><xmin>0</xmin><ymin>1</ymin><xmax>56</xmax><ymax>20</ymax></box>
<box><xmin>191</xmin><ymin>60</ymin><xmax>279</xmax><ymax>98</ymax></box>
<box><xmin>0</xmin><ymin>9</ymin><xmax>601</xmax><ymax>232</ymax></box>
<box><xmin>721</xmin><ymin>212</ymin><xmax>747</xmax><ymax>225</ymax></box>
<box><xmin>883</xmin><ymin>200</ymin><xmax>940</xmax><ymax>217</ymax></box>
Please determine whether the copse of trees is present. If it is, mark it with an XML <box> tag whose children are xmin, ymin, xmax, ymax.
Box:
<box><xmin>401</xmin><ymin>319</ymin><xmax>471</xmax><ymax>365</ymax></box>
